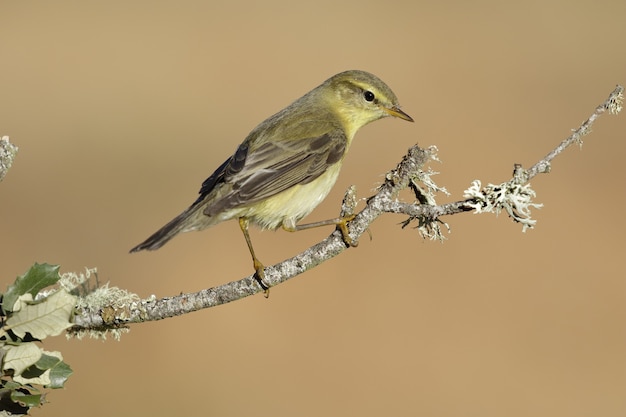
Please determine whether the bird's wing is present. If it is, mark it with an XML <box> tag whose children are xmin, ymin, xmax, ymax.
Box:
<box><xmin>196</xmin><ymin>130</ymin><xmax>347</xmax><ymax>216</ymax></box>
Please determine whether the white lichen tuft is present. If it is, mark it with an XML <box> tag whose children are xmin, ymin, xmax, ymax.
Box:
<box><xmin>59</xmin><ymin>267</ymin><xmax>98</xmax><ymax>294</ymax></box>
<box><xmin>415</xmin><ymin>217</ymin><xmax>450</xmax><ymax>242</ymax></box>
<box><xmin>69</xmin><ymin>325</ymin><xmax>130</xmax><ymax>342</ymax></box>
<box><xmin>573</xmin><ymin>124</ymin><xmax>591</xmax><ymax>149</ymax></box>
<box><xmin>64</xmin><ymin>268</ymin><xmax>140</xmax><ymax>341</ymax></box>
<box><xmin>74</xmin><ymin>284</ymin><xmax>140</xmax><ymax>314</ymax></box>
<box><xmin>464</xmin><ymin>179</ymin><xmax>543</xmax><ymax>232</ymax></box>
<box><xmin>398</xmin><ymin>146</ymin><xmax>450</xmax><ymax>241</ymax></box>
<box><xmin>608</xmin><ymin>88</ymin><xmax>623</xmax><ymax>114</ymax></box>
<box><xmin>417</xmin><ymin>168</ymin><xmax>450</xmax><ymax>200</ymax></box>
<box><xmin>0</xmin><ymin>135</ymin><xmax>19</xmax><ymax>182</ymax></box>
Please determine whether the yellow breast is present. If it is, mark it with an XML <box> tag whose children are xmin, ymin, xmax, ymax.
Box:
<box><xmin>242</xmin><ymin>162</ymin><xmax>343</xmax><ymax>230</ymax></box>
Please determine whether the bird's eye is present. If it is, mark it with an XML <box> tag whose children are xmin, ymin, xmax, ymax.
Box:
<box><xmin>363</xmin><ymin>90</ymin><xmax>375</xmax><ymax>102</ymax></box>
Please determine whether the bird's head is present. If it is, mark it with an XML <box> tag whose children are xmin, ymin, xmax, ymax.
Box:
<box><xmin>323</xmin><ymin>70</ymin><xmax>413</xmax><ymax>137</ymax></box>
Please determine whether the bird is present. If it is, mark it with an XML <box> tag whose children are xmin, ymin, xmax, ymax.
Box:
<box><xmin>130</xmin><ymin>70</ymin><xmax>413</xmax><ymax>291</ymax></box>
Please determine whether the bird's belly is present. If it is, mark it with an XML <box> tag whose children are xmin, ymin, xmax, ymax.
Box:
<box><xmin>244</xmin><ymin>163</ymin><xmax>343</xmax><ymax>230</ymax></box>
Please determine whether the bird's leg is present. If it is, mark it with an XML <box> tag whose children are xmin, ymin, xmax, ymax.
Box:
<box><xmin>238</xmin><ymin>217</ymin><xmax>270</xmax><ymax>297</ymax></box>
<box><xmin>283</xmin><ymin>214</ymin><xmax>358</xmax><ymax>247</ymax></box>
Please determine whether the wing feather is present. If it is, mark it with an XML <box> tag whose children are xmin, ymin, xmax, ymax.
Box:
<box><xmin>200</xmin><ymin>130</ymin><xmax>347</xmax><ymax>216</ymax></box>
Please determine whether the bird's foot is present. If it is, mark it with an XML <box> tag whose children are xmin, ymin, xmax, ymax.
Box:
<box><xmin>336</xmin><ymin>214</ymin><xmax>358</xmax><ymax>247</ymax></box>
<box><xmin>253</xmin><ymin>260</ymin><xmax>270</xmax><ymax>298</ymax></box>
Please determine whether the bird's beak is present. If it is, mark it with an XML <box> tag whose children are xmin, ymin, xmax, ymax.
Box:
<box><xmin>384</xmin><ymin>105</ymin><xmax>414</xmax><ymax>122</ymax></box>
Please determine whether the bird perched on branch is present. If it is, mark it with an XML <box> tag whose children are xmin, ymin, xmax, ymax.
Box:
<box><xmin>130</xmin><ymin>70</ymin><xmax>413</xmax><ymax>292</ymax></box>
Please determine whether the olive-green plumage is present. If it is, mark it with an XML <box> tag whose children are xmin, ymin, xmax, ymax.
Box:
<box><xmin>130</xmin><ymin>70</ymin><xmax>412</xmax><ymax>277</ymax></box>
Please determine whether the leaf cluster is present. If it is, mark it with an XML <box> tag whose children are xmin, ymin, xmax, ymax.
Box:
<box><xmin>0</xmin><ymin>263</ymin><xmax>75</xmax><ymax>415</ymax></box>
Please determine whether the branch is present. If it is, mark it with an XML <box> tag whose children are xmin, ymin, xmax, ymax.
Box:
<box><xmin>69</xmin><ymin>84</ymin><xmax>623</xmax><ymax>335</ymax></box>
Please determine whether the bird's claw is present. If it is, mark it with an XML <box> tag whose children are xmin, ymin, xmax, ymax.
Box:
<box><xmin>337</xmin><ymin>214</ymin><xmax>358</xmax><ymax>247</ymax></box>
<box><xmin>253</xmin><ymin>262</ymin><xmax>270</xmax><ymax>298</ymax></box>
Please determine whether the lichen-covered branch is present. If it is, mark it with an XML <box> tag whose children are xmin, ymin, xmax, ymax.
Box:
<box><xmin>69</xmin><ymin>84</ymin><xmax>623</xmax><ymax>336</ymax></box>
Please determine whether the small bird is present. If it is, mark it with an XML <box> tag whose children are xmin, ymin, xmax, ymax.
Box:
<box><xmin>130</xmin><ymin>70</ymin><xmax>413</xmax><ymax>290</ymax></box>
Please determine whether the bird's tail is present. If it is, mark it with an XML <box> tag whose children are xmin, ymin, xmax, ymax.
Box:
<box><xmin>129</xmin><ymin>205</ymin><xmax>203</xmax><ymax>253</ymax></box>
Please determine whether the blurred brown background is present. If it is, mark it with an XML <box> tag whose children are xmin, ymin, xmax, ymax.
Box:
<box><xmin>1</xmin><ymin>1</ymin><xmax>625</xmax><ymax>416</ymax></box>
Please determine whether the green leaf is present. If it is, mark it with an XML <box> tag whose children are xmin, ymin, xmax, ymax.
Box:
<box><xmin>5</xmin><ymin>290</ymin><xmax>76</xmax><ymax>339</ymax></box>
<box><xmin>2</xmin><ymin>263</ymin><xmax>61</xmax><ymax>313</ymax></box>
<box><xmin>34</xmin><ymin>352</ymin><xmax>62</xmax><ymax>370</ymax></box>
<box><xmin>0</xmin><ymin>391</ymin><xmax>29</xmax><ymax>415</ymax></box>
<box><xmin>14</xmin><ymin>368</ymin><xmax>50</xmax><ymax>387</ymax></box>
<box><xmin>30</xmin><ymin>351</ymin><xmax>73</xmax><ymax>389</ymax></box>
<box><xmin>2</xmin><ymin>380</ymin><xmax>23</xmax><ymax>390</ymax></box>
<box><xmin>47</xmin><ymin>358</ymin><xmax>72</xmax><ymax>389</ymax></box>
<box><xmin>5</xmin><ymin>350</ymin><xmax>73</xmax><ymax>390</ymax></box>
<box><xmin>10</xmin><ymin>387</ymin><xmax>42</xmax><ymax>408</ymax></box>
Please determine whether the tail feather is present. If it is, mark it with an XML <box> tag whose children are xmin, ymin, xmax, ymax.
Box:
<box><xmin>130</xmin><ymin>206</ymin><xmax>199</xmax><ymax>253</ymax></box>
